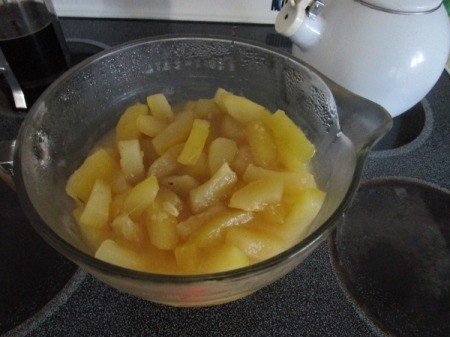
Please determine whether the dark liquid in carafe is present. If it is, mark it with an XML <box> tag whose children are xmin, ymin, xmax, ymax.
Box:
<box><xmin>0</xmin><ymin>1</ymin><xmax>69</xmax><ymax>106</ymax></box>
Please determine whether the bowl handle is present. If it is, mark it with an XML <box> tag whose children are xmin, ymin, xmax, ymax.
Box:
<box><xmin>0</xmin><ymin>140</ymin><xmax>16</xmax><ymax>191</ymax></box>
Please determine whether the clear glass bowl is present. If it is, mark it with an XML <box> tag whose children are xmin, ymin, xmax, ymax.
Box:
<box><xmin>12</xmin><ymin>36</ymin><xmax>392</xmax><ymax>306</ymax></box>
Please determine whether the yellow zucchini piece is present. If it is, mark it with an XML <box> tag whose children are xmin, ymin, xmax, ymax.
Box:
<box><xmin>118</xmin><ymin>139</ymin><xmax>145</xmax><ymax>183</ymax></box>
<box><xmin>214</xmin><ymin>87</ymin><xmax>232</xmax><ymax>112</ymax></box>
<box><xmin>146</xmin><ymin>93</ymin><xmax>174</xmax><ymax>120</ymax></box>
<box><xmin>79</xmin><ymin>179</ymin><xmax>111</xmax><ymax>229</ymax></box>
<box><xmin>110</xmin><ymin>169</ymin><xmax>131</xmax><ymax>195</ymax></box>
<box><xmin>74</xmin><ymin>206</ymin><xmax>113</xmax><ymax>252</ymax></box>
<box><xmin>208</xmin><ymin>137</ymin><xmax>238</xmax><ymax>174</ymax></box>
<box><xmin>66</xmin><ymin>148</ymin><xmax>118</xmax><ymax>203</ymax></box>
<box><xmin>157</xmin><ymin>186</ymin><xmax>184</xmax><ymax>217</ymax></box>
<box><xmin>180</xmin><ymin>151</ymin><xmax>209</xmax><ymax>182</ymax></box>
<box><xmin>199</xmin><ymin>244</ymin><xmax>250</xmax><ymax>273</ymax></box>
<box><xmin>145</xmin><ymin>202</ymin><xmax>179</xmax><ymax>250</ymax></box>
<box><xmin>136</xmin><ymin>114</ymin><xmax>170</xmax><ymax>137</ymax></box>
<box><xmin>177</xmin><ymin>202</ymin><xmax>228</xmax><ymax>239</ymax></box>
<box><xmin>229</xmin><ymin>178</ymin><xmax>284</xmax><ymax>212</ymax></box>
<box><xmin>265</xmin><ymin>109</ymin><xmax>315</xmax><ymax>170</ymax></box>
<box><xmin>160</xmin><ymin>175</ymin><xmax>200</xmax><ymax>197</ymax></box>
<box><xmin>95</xmin><ymin>239</ymin><xmax>148</xmax><ymax>272</ymax></box>
<box><xmin>220</xmin><ymin>114</ymin><xmax>246</xmax><ymax>142</ymax></box>
<box><xmin>243</xmin><ymin>164</ymin><xmax>316</xmax><ymax>194</ymax></box>
<box><xmin>175</xmin><ymin>243</ymin><xmax>199</xmax><ymax>274</ymax></box>
<box><xmin>110</xmin><ymin>213</ymin><xmax>145</xmax><ymax>243</ymax></box>
<box><xmin>147</xmin><ymin>143</ymin><xmax>183</xmax><ymax>179</ymax></box>
<box><xmin>230</xmin><ymin>144</ymin><xmax>253</xmax><ymax>176</ymax></box>
<box><xmin>222</xmin><ymin>94</ymin><xmax>271</xmax><ymax>125</ymax></box>
<box><xmin>225</xmin><ymin>226</ymin><xmax>286</xmax><ymax>262</ymax></box>
<box><xmin>281</xmin><ymin>188</ymin><xmax>326</xmax><ymax>243</ymax></box>
<box><xmin>123</xmin><ymin>175</ymin><xmax>159</xmax><ymax>218</ymax></box>
<box><xmin>177</xmin><ymin>119</ymin><xmax>210</xmax><ymax>165</ymax></box>
<box><xmin>246</xmin><ymin>121</ymin><xmax>277</xmax><ymax>168</ymax></box>
<box><xmin>152</xmin><ymin>110</ymin><xmax>194</xmax><ymax>155</ymax></box>
<box><xmin>188</xmin><ymin>210</ymin><xmax>253</xmax><ymax>248</ymax></box>
<box><xmin>193</xmin><ymin>98</ymin><xmax>221</xmax><ymax>118</ymax></box>
<box><xmin>116</xmin><ymin>103</ymin><xmax>148</xmax><ymax>141</ymax></box>
<box><xmin>189</xmin><ymin>162</ymin><xmax>238</xmax><ymax>213</ymax></box>
<box><xmin>139</xmin><ymin>138</ymin><xmax>158</xmax><ymax>168</ymax></box>
<box><xmin>109</xmin><ymin>192</ymin><xmax>128</xmax><ymax>219</ymax></box>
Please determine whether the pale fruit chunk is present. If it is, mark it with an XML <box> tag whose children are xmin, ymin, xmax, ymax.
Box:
<box><xmin>229</xmin><ymin>178</ymin><xmax>284</xmax><ymax>212</ymax></box>
<box><xmin>175</xmin><ymin>243</ymin><xmax>199</xmax><ymax>274</ymax></box>
<box><xmin>66</xmin><ymin>149</ymin><xmax>118</xmax><ymax>203</ymax></box>
<box><xmin>258</xmin><ymin>203</ymin><xmax>288</xmax><ymax>224</ymax></box>
<box><xmin>193</xmin><ymin>99</ymin><xmax>220</xmax><ymax>118</ymax></box>
<box><xmin>220</xmin><ymin>114</ymin><xmax>246</xmax><ymax>142</ymax></box>
<box><xmin>188</xmin><ymin>210</ymin><xmax>253</xmax><ymax>248</ymax></box>
<box><xmin>160</xmin><ymin>175</ymin><xmax>200</xmax><ymax>197</ymax></box>
<box><xmin>152</xmin><ymin>110</ymin><xmax>194</xmax><ymax>155</ymax></box>
<box><xmin>177</xmin><ymin>119</ymin><xmax>210</xmax><ymax>165</ymax></box>
<box><xmin>74</xmin><ymin>206</ymin><xmax>112</xmax><ymax>252</ymax></box>
<box><xmin>157</xmin><ymin>186</ymin><xmax>184</xmax><ymax>217</ymax></box>
<box><xmin>180</xmin><ymin>151</ymin><xmax>209</xmax><ymax>182</ymax></box>
<box><xmin>225</xmin><ymin>226</ymin><xmax>286</xmax><ymax>262</ymax></box>
<box><xmin>222</xmin><ymin>93</ymin><xmax>270</xmax><ymax>125</ymax></box>
<box><xmin>136</xmin><ymin>115</ymin><xmax>170</xmax><ymax>137</ymax></box>
<box><xmin>146</xmin><ymin>244</ymin><xmax>178</xmax><ymax>274</ymax></box>
<box><xmin>139</xmin><ymin>138</ymin><xmax>158</xmax><ymax>168</ymax></box>
<box><xmin>281</xmin><ymin>188</ymin><xmax>326</xmax><ymax>243</ymax></box>
<box><xmin>199</xmin><ymin>244</ymin><xmax>250</xmax><ymax>274</ymax></box>
<box><xmin>95</xmin><ymin>239</ymin><xmax>148</xmax><ymax>272</ymax></box>
<box><xmin>116</xmin><ymin>103</ymin><xmax>148</xmax><ymax>141</ymax></box>
<box><xmin>109</xmin><ymin>192</ymin><xmax>128</xmax><ymax>219</ymax></box>
<box><xmin>246</xmin><ymin>121</ymin><xmax>277</xmax><ymax>168</ymax></box>
<box><xmin>243</xmin><ymin>164</ymin><xmax>316</xmax><ymax>194</ymax></box>
<box><xmin>208</xmin><ymin>137</ymin><xmax>238</xmax><ymax>174</ymax></box>
<box><xmin>110</xmin><ymin>170</ymin><xmax>131</xmax><ymax>195</ymax></box>
<box><xmin>147</xmin><ymin>143</ymin><xmax>183</xmax><ymax>179</ymax></box>
<box><xmin>145</xmin><ymin>203</ymin><xmax>179</xmax><ymax>250</ymax></box>
<box><xmin>80</xmin><ymin>179</ymin><xmax>111</xmax><ymax>229</ymax></box>
<box><xmin>118</xmin><ymin>139</ymin><xmax>144</xmax><ymax>183</ymax></box>
<box><xmin>265</xmin><ymin>109</ymin><xmax>315</xmax><ymax>171</ymax></box>
<box><xmin>189</xmin><ymin>162</ymin><xmax>238</xmax><ymax>213</ymax></box>
<box><xmin>177</xmin><ymin>202</ymin><xmax>228</xmax><ymax>239</ymax></box>
<box><xmin>230</xmin><ymin>144</ymin><xmax>253</xmax><ymax>175</ymax></box>
<box><xmin>110</xmin><ymin>213</ymin><xmax>145</xmax><ymax>243</ymax></box>
<box><xmin>172</xmin><ymin>100</ymin><xmax>195</xmax><ymax>114</ymax></box>
<box><xmin>122</xmin><ymin>175</ymin><xmax>159</xmax><ymax>218</ymax></box>
<box><xmin>214</xmin><ymin>87</ymin><xmax>231</xmax><ymax>112</ymax></box>
<box><xmin>146</xmin><ymin>93</ymin><xmax>174</xmax><ymax>120</ymax></box>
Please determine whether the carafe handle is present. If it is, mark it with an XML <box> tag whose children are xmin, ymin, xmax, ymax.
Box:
<box><xmin>0</xmin><ymin>140</ymin><xmax>16</xmax><ymax>190</ymax></box>
<box><xmin>0</xmin><ymin>50</ymin><xmax>27</xmax><ymax>110</ymax></box>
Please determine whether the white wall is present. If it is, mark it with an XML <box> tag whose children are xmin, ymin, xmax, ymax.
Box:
<box><xmin>52</xmin><ymin>0</ymin><xmax>278</xmax><ymax>24</ymax></box>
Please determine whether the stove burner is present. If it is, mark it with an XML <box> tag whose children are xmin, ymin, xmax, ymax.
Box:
<box><xmin>0</xmin><ymin>180</ymin><xmax>77</xmax><ymax>335</ymax></box>
<box><xmin>373</xmin><ymin>102</ymin><xmax>426</xmax><ymax>151</ymax></box>
<box><xmin>329</xmin><ymin>179</ymin><xmax>450</xmax><ymax>337</ymax></box>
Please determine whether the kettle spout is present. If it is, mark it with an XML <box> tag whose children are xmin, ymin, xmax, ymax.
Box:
<box><xmin>275</xmin><ymin>0</ymin><xmax>324</xmax><ymax>51</ymax></box>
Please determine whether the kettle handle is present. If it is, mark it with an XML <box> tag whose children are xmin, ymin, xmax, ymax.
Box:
<box><xmin>275</xmin><ymin>0</ymin><xmax>325</xmax><ymax>50</ymax></box>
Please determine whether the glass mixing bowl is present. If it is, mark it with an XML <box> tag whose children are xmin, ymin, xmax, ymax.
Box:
<box><xmin>4</xmin><ymin>36</ymin><xmax>391</xmax><ymax>306</ymax></box>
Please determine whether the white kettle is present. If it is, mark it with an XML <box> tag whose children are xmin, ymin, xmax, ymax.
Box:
<box><xmin>275</xmin><ymin>0</ymin><xmax>450</xmax><ymax>117</ymax></box>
